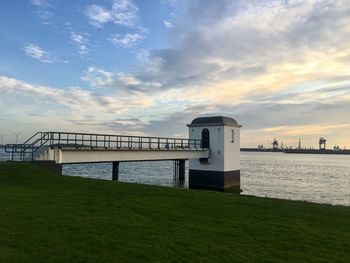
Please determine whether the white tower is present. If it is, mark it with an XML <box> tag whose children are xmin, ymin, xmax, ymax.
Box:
<box><xmin>187</xmin><ymin>116</ymin><xmax>242</xmax><ymax>192</ymax></box>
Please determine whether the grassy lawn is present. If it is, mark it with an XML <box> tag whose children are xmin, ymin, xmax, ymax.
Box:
<box><xmin>0</xmin><ymin>162</ymin><xmax>349</xmax><ymax>262</ymax></box>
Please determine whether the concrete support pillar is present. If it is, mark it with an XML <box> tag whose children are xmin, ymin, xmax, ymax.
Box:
<box><xmin>178</xmin><ymin>159</ymin><xmax>185</xmax><ymax>181</ymax></box>
<box><xmin>174</xmin><ymin>159</ymin><xmax>186</xmax><ymax>181</ymax></box>
<box><xmin>112</xmin><ymin>161</ymin><xmax>119</xmax><ymax>181</ymax></box>
<box><xmin>174</xmin><ymin>160</ymin><xmax>178</xmax><ymax>178</ymax></box>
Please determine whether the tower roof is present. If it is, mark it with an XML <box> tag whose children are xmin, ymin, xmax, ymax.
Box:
<box><xmin>187</xmin><ymin>116</ymin><xmax>242</xmax><ymax>128</ymax></box>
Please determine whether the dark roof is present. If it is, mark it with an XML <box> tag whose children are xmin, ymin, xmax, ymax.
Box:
<box><xmin>187</xmin><ymin>116</ymin><xmax>242</xmax><ymax>128</ymax></box>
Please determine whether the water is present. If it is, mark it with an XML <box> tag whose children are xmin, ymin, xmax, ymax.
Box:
<box><xmin>0</xmin><ymin>148</ymin><xmax>10</xmax><ymax>161</ymax></box>
<box><xmin>1</xmin><ymin>148</ymin><xmax>349</xmax><ymax>206</ymax></box>
<box><xmin>62</xmin><ymin>152</ymin><xmax>350</xmax><ymax>206</ymax></box>
<box><xmin>62</xmin><ymin>161</ymin><xmax>188</xmax><ymax>189</ymax></box>
<box><xmin>241</xmin><ymin>152</ymin><xmax>350</xmax><ymax>206</ymax></box>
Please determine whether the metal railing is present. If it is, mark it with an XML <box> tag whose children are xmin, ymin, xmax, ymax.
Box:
<box><xmin>5</xmin><ymin>131</ymin><xmax>204</xmax><ymax>161</ymax></box>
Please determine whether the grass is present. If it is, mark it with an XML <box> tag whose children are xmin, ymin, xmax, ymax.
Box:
<box><xmin>0</xmin><ymin>162</ymin><xmax>349</xmax><ymax>263</ymax></box>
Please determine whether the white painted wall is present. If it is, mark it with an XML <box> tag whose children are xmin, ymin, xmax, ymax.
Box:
<box><xmin>223</xmin><ymin>126</ymin><xmax>240</xmax><ymax>171</ymax></box>
<box><xmin>188</xmin><ymin>125</ymin><xmax>240</xmax><ymax>172</ymax></box>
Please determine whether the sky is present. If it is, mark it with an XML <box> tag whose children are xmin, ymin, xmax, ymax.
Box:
<box><xmin>1</xmin><ymin>0</ymin><xmax>350</xmax><ymax>148</ymax></box>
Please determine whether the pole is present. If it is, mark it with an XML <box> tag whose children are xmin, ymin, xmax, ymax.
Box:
<box><xmin>13</xmin><ymin>132</ymin><xmax>21</xmax><ymax>144</ymax></box>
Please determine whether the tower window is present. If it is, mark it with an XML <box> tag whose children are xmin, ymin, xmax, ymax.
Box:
<box><xmin>201</xmin><ymin>128</ymin><xmax>210</xmax><ymax>148</ymax></box>
<box><xmin>231</xmin><ymin>129</ymin><xmax>234</xmax><ymax>143</ymax></box>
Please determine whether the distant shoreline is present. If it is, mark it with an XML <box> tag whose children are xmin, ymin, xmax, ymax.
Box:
<box><xmin>241</xmin><ymin>148</ymin><xmax>350</xmax><ymax>155</ymax></box>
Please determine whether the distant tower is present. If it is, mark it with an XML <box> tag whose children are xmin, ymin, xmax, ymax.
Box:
<box><xmin>298</xmin><ymin>138</ymin><xmax>301</xmax><ymax>149</ymax></box>
<box><xmin>272</xmin><ymin>139</ymin><xmax>279</xmax><ymax>150</ymax></box>
<box><xmin>188</xmin><ymin>116</ymin><xmax>242</xmax><ymax>192</ymax></box>
<box><xmin>319</xmin><ymin>137</ymin><xmax>327</xmax><ymax>150</ymax></box>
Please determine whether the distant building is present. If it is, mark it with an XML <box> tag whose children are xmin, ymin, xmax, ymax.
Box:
<box><xmin>319</xmin><ymin>137</ymin><xmax>327</xmax><ymax>150</ymax></box>
<box><xmin>272</xmin><ymin>139</ymin><xmax>279</xmax><ymax>150</ymax></box>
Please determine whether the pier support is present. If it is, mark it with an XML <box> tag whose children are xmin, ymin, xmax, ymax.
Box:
<box><xmin>112</xmin><ymin>161</ymin><xmax>119</xmax><ymax>181</ymax></box>
<box><xmin>174</xmin><ymin>159</ymin><xmax>186</xmax><ymax>181</ymax></box>
<box><xmin>178</xmin><ymin>159</ymin><xmax>185</xmax><ymax>181</ymax></box>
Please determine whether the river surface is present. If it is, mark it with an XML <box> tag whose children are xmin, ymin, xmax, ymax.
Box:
<box><xmin>1</xmin><ymin>150</ymin><xmax>349</xmax><ymax>206</ymax></box>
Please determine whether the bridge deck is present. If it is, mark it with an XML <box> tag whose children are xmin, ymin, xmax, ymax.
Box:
<box><xmin>39</xmin><ymin>147</ymin><xmax>209</xmax><ymax>164</ymax></box>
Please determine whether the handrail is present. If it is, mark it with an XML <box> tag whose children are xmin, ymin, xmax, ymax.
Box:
<box><xmin>46</xmin><ymin>131</ymin><xmax>199</xmax><ymax>142</ymax></box>
<box><xmin>22</xmin><ymin>132</ymin><xmax>41</xmax><ymax>145</ymax></box>
<box><xmin>22</xmin><ymin>132</ymin><xmax>49</xmax><ymax>153</ymax></box>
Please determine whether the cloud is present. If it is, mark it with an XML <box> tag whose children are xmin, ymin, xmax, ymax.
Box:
<box><xmin>30</xmin><ymin>0</ymin><xmax>50</xmax><ymax>7</ymax></box>
<box><xmin>0</xmin><ymin>75</ymin><xmax>154</xmax><ymax>114</ymax></box>
<box><xmin>23</xmin><ymin>44</ymin><xmax>52</xmax><ymax>63</ymax></box>
<box><xmin>85</xmin><ymin>5</ymin><xmax>112</xmax><ymax>28</ymax></box>
<box><xmin>112</xmin><ymin>0</ymin><xmax>139</xmax><ymax>27</ymax></box>
<box><xmin>262</xmin><ymin>123</ymin><xmax>350</xmax><ymax>136</ymax></box>
<box><xmin>30</xmin><ymin>0</ymin><xmax>54</xmax><ymax>24</ymax></box>
<box><xmin>108</xmin><ymin>33</ymin><xmax>143</xmax><ymax>48</ymax></box>
<box><xmin>81</xmin><ymin>66</ymin><xmax>114</xmax><ymax>87</ymax></box>
<box><xmin>0</xmin><ymin>75</ymin><xmax>117</xmax><ymax>112</ymax></box>
<box><xmin>85</xmin><ymin>0</ymin><xmax>139</xmax><ymax>28</ymax></box>
<box><xmin>163</xmin><ymin>20</ymin><xmax>173</xmax><ymax>28</ymax></box>
<box><xmin>125</xmin><ymin>0</ymin><xmax>350</xmax><ymax>94</ymax></box>
<box><xmin>0</xmin><ymin>75</ymin><xmax>158</xmax><ymax>137</ymax></box>
<box><xmin>81</xmin><ymin>66</ymin><xmax>162</xmax><ymax>92</ymax></box>
<box><xmin>70</xmin><ymin>31</ymin><xmax>90</xmax><ymax>55</ymax></box>
<box><xmin>8</xmin><ymin>1</ymin><xmax>350</xmax><ymax>148</ymax></box>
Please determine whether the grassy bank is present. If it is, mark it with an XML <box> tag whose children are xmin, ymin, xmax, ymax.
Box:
<box><xmin>0</xmin><ymin>162</ymin><xmax>349</xmax><ymax>262</ymax></box>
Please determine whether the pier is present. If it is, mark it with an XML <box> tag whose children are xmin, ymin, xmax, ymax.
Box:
<box><xmin>5</xmin><ymin>131</ymin><xmax>207</xmax><ymax>180</ymax></box>
<box><xmin>5</xmin><ymin>116</ymin><xmax>242</xmax><ymax>192</ymax></box>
